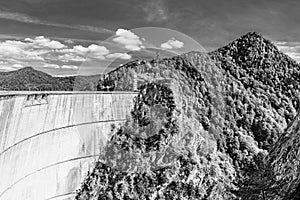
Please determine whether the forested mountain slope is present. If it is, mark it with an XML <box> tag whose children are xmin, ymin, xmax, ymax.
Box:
<box><xmin>75</xmin><ymin>32</ymin><xmax>300</xmax><ymax>199</ymax></box>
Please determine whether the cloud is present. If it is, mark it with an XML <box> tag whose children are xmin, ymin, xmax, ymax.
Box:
<box><xmin>0</xmin><ymin>40</ymin><xmax>46</xmax><ymax>61</ymax></box>
<box><xmin>0</xmin><ymin>66</ymin><xmax>17</xmax><ymax>71</ymax></box>
<box><xmin>0</xmin><ymin>34</ymin><xmax>134</xmax><ymax>73</ymax></box>
<box><xmin>74</xmin><ymin>25</ymin><xmax>113</xmax><ymax>34</ymax></box>
<box><xmin>43</xmin><ymin>64</ymin><xmax>60</xmax><ymax>69</ymax></box>
<box><xmin>112</xmin><ymin>29</ymin><xmax>144</xmax><ymax>51</ymax></box>
<box><xmin>160</xmin><ymin>38</ymin><xmax>184</xmax><ymax>49</ymax></box>
<box><xmin>87</xmin><ymin>44</ymin><xmax>110</xmax><ymax>58</ymax></box>
<box><xmin>0</xmin><ymin>11</ymin><xmax>41</xmax><ymax>24</ymax></box>
<box><xmin>0</xmin><ymin>63</ymin><xmax>25</xmax><ymax>72</ymax></box>
<box><xmin>106</xmin><ymin>53</ymin><xmax>132</xmax><ymax>60</ymax></box>
<box><xmin>53</xmin><ymin>74</ymin><xmax>78</xmax><ymax>77</ymax></box>
<box><xmin>0</xmin><ymin>35</ymin><xmax>65</xmax><ymax>70</ymax></box>
<box><xmin>0</xmin><ymin>36</ymin><xmax>89</xmax><ymax>72</ymax></box>
<box><xmin>57</xmin><ymin>44</ymin><xmax>110</xmax><ymax>60</ymax></box>
<box><xmin>73</xmin><ymin>44</ymin><xmax>110</xmax><ymax>59</ymax></box>
<box><xmin>25</xmin><ymin>36</ymin><xmax>66</xmax><ymax>49</ymax></box>
<box><xmin>43</xmin><ymin>64</ymin><xmax>78</xmax><ymax>70</ymax></box>
<box><xmin>275</xmin><ymin>41</ymin><xmax>300</xmax><ymax>62</ymax></box>
<box><xmin>286</xmin><ymin>52</ymin><xmax>300</xmax><ymax>62</ymax></box>
<box><xmin>61</xmin><ymin>65</ymin><xmax>78</xmax><ymax>69</ymax></box>
<box><xmin>73</xmin><ymin>45</ymin><xmax>89</xmax><ymax>54</ymax></box>
<box><xmin>58</xmin><ymin>54</ymin><xmax>86</xmax><ymax>62</ymax></box>
<box><xmin>12</xmin><ymin>64</ymin><xmax>24</xmax><ymax>68</ymax></box>
<box><xmin>0</xmin><ymin>36</ymin><xmax>70</xmax><ymax>70</ymax></box>
<box><xmin>0</xmin><ymin>10</ymin><xmax>113</xmax><ymax>34</ymax></box>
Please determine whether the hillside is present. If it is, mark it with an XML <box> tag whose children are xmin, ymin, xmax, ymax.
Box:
<box><xmin>263</xmin><ymin>110</ymin><xmax>300</xmax><ymax>199</ymax></box>
<box><xmin>0</xmin><ymin>67</ymin><xmax>102</xmax><ymax>91</ymax></box>
<box><xmin>236</xmin><ymin>109</ymin><xmax>300</xmax><ymax>200</ymax></box>
<box><xmin>0</xmin><ymin>67</ymin><xmax>64</xmax><ymax>91</ymax></box>
<box><xmin>73</xmin><ymin>32</ymin><xmax>300</xmax><ymax>200</ymax></box>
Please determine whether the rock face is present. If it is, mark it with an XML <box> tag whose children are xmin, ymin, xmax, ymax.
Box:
<box><xmin>264</xmin><ymin>110</ymin><xmax>300</xmax><ymax>200</ymax></box>
<box><xmin>75</xmin><ymin>32</ymin><xmax>300</xmax><ymax>199</ymax></box>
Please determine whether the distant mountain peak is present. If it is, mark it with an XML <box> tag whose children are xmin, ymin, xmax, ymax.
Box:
<box><xmin>13</xmin><ymin>66</ymin><xmax>53</xmax><ymax>78</ymax></box>
<box><xmin>210</xmin><ymin>31</ymin><xmax>300</xmax><ymax>107</ymax></box>
<box><xmin>239</xmin><ymin>31</ymin><xmax>275</xmax><ymax>47</ymax></box>
<box><xmin>21</xmin><ymin>66</ymin><xmax>34</xmax><ymax>69</ymax></box>
<box><xmin>219</xmin><ymin>31</ymin><xmax>276</xmax><ymax>53</ymax></box>
<box><xmin>18</xmin><ymin>66</ymin><xmax>35</xmax><ymax>71</ymax></box>
<box><xmin>242</xmin><ymin>31</ymin><xmax>264</xmax><ymax>39</ymax></box>
<box><xmin>15</xmin><ymin>66</ymin><xmax>43</xmax><ymax>74</ymax></box>
<box><xmin>211</xmin><ymin>31</ymin><xmax>286</xmax><ymax>64</ymax></box>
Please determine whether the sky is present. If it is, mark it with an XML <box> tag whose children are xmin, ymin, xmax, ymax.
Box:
<box><xmin>0</xmin><ymin>0</ymin><xmax>299</xmax><ymax>75</ymax></box>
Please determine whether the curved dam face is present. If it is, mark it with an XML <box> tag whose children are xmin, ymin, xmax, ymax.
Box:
<box><xmin>0</xmin><ymin>91</ymin><xmax>137</xmax><ymax>200</ymax></box>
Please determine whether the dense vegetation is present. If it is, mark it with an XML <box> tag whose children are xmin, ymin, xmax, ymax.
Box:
<box><xmin>74</xmin><ymin>32</ymin><xmax>300</xmax><ymax>199</ymax></box>
<box><xmin>0</xmin><ymin>67</ymin><xmax>102</xmax><ymax>91</ymax></box>
<box><xmin>2</xmin><ymin>32</ymin><xmax>299</xmax><ymax>199</ymax></box>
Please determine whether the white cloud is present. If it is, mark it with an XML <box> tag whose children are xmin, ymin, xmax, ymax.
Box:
<box><xmin>12</xmin><ymin>64</ymin><xmax>24</xmax><ymax>68</ymax></box>
<box><xmin>285</xmin><ymin>52</ymin><xmax>300</xmax><ymax>62</ymax></box>
<box><xmin>161</xmin><ymin>38</ymin><xmax>184</xmax><ymax>50</ymax></box>
<box><xmin>106</xmin><ymin>53</ymin><xmax>132</xmax><ymax>60</ymax></box>
<box><xmin>88</xmin><ymin>44</ymin><xmax>110</xmax><ymax>58</ymax></box>
<box><xmin>58</xmin><ymin>54</ymin><xmax>86</xmax><ymax>62</ymax></box>
<box><xmin>64</xmin><ymin>39</ymin><xmax>74</xmax><ymax>44</ymax></box>
<box><xmin>25</xmin><ymin>36</ymin><xmax>66</xmax><ymax>49</ymax></box>
<box><xmin>74</xmin><ymin>25</ymin><xmax>113</xmax><ymax>34</ymax></box>
<box><xmin>275</xmin><ymin>41</ymin><xmax>287</xmax><ymax>46</ymax></box>
<box><xmin>0</xmin><ymin>40</ymin><xmax>45</xmax><ymax>61</ymax></box>
<box><xmin>0</xmin><ymin>66</ymin><xmax>16</xmax><ymax>71</ymax></box>
<box><xmin>276</xmin><ymin>41</ymin><xmax>300</xmax><ymax>63</ymax></box>
<box><xmin>43</xmin><ymin>64</ymin><xmax>60</xmax><ymax>69</ymax></box>
<box><xmin>61</xmin><ymin>65</ymin><xmax>78</xmax><ymax>69</ymax></box>
<box><xmin>113</xmin><ymin>29</ymin><xmax>144</xmax><ymax>51</ymax></box>
<box><xmin>53</xmin><ymin>74</ymin><xmax>78</xmax><ymax>77</ymax></box>
<box><xmin>73</xmin><ymin>45</ymin><xmax>89</xmax><ymax>54</ymax></box>
<box><xmin>43</xmin><ymin>64</ymin><xmax>79</xmax><ymax>70</ymax></box>
<box><xmin>0</xmin><ymin>10</ymin><xmax>113</xmax><ymax>34</ymax></box>
<box><xmin>0</xmin><ymin>11</ymin><xmax>41</xmax><ymax>24</ymax></box>
<box><xmin>73</xmin><ymin>44</ymin><xmax>109</xmax><ymax>59</ymax></box>
<box><xmin>0</xmin><ymin>62</ymin><xmax>24</xmax><ymax>72</ymax></box>
<box><xmin>0</xmin><ymin>34</ymin><xmax>136</xmax><ymax>73</ymax></box>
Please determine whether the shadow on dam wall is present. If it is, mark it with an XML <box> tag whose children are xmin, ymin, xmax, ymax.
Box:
<box><xmin>0</xmin><ymin>91</ymin><xmax>137</xmax><ymax>200</ymax></box>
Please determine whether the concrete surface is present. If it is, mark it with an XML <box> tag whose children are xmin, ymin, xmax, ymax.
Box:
<box><xmin>0</xmin><ymin>91</ymin><xmax>137</xmax><ymax>200</ymax></box>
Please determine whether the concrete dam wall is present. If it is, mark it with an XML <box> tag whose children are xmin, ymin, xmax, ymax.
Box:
<box><xmin>0</xmin><ymin>91</ymin><xmax>137</xmax><ymax>200</ymax></box>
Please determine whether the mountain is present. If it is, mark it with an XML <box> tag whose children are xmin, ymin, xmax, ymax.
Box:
<box><xmin>0</xmin><ymin>67</ymin><xmax>103</xmax><ymax>91</ymax></box>
<box><xmin>210</xmin><ymin>31</ymin><xmax>300</xmax><ymax>150</ymax></box>
<box><xmin>74</xmin><ymin>32</ymin><xmax>300</xmax><ymax>200</ymax></box>
<box><xmin>211</xmin><ymin>31</ymin><xmax>300</xmax><ymax>112</ymax></box>
<box><xmin>263</xmin><ymin>111</ymin><xmax>300</xmax><ymax>200</ymax></box>
<box><xmin>0</xmin><ymin>67</ymin><xmax>63</xmax><ymax>90</ymax></box>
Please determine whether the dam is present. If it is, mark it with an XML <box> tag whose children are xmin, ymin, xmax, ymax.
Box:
<box><xmin>0</xmin><ymin>91</ymin><xmax>137</xmax><ymax>200</ymax></box>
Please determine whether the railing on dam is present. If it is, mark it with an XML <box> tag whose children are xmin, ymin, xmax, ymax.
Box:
<box><xmin>0</xmin><ymin>91</ymin><xmax>138</xmax><ymax>200</ymax></box>
<box><xmin>0</xmin><ymin>90</ymin><xmax>138</xmax><ymax>96</ymax></box>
